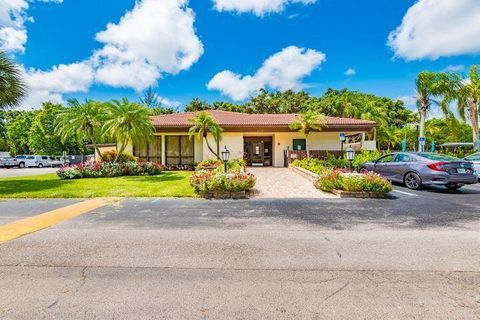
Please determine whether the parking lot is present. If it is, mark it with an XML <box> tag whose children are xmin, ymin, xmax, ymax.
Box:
<box><xmin>0</xmin><ymin>167</ymin><xmax>58</xmax><ymax>178</ymax></box>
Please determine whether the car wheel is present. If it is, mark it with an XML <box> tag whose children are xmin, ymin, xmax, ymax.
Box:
<box><xmin>404</xmin><ymin>172</ymin><xmax>422</xmax><ymax>190</ymax></box>
<box><xmin>19</xmin><ymin>162</ymin><xmax>25</xmax><ymax>168</ymax></box>
<box><xmin>38</xmin><ymin>163</ymin><xmax>43</xmax><ymax>168</ymax></box>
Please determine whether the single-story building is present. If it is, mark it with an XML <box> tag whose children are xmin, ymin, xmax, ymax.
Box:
<box><xmin>125</xmin><ymin>110</ymin><xmax>377</xmax><ymax>168</ymax></box>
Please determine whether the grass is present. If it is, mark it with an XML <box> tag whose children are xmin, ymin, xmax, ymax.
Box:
<box><xmin>0</xmin><ymin>171</ymin><xmax>196</xmax><ymax>198</ymax></box>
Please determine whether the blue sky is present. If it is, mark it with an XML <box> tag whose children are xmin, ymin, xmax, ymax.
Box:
<box><xmin>1</xmin><ymin>0</ymin><xmax>479</xmax><ymax>110</ymax></box>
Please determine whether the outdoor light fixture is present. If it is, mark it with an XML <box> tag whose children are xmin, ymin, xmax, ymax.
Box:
<box><xmin>221</xmin><ymin>146</ymin><xmax>230</xmax><ymax>172</ymax></box>
<box><xmin>346</xmin><ymin>147</ymin><xmax>355</xmax><ymax>171</ymax></box>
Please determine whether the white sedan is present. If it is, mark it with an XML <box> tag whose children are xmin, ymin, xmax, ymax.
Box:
<box><xmin>465</xmin><ymin>152</ymin><xmax>480</xmax><ymax>180</ymax></box>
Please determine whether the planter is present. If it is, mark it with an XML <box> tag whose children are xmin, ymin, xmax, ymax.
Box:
<box><xmin>331</xmin><ymin>189</ymin><xmax>387</xmax><ymax>198</ymax></box>
<box><xmin>199</xmin><ymin>191</ymin><xmax>248</xmax><ymax>199</ymax></box>
<box><xmin>290</xmin><ymin>165</ymin><xmax>319</xmax><ymax>182</ymax></box>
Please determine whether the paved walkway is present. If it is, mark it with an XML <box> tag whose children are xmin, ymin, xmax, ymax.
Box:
<box><xmin>248</xmin><ymin>167</ymin><xmax>334</xmax><ymax>198</ymax></box>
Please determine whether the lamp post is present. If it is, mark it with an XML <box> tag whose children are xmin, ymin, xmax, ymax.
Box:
<box><xmin>339</xmin><ymin>133</ymin><xmax>346</xmax><ymax>155</ymax></box>
<box><xmin>221</xmin><ymin>146</ymin><xmax>230</xmax><ymax>173</ymax></box>
<box><xmin>346</xmin><ymin>147</ymin><xmax>355</xmax><ymax>172</ymax></box>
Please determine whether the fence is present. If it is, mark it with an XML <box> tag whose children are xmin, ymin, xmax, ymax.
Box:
<box><xmin>287</xmin><ymin>150</ymin><xmax>344</xmax><ymax>164</ymax></box>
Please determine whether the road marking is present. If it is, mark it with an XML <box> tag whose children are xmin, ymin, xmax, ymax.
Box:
<box><xmin>0</xmin><ymin>198</ymin><xmax>112</xmax><ymax>245</ymax></box>
<box><xmin>392</xmin><ymin>189</ymin><xmax>418</xmax><ymax>197</ymax></box>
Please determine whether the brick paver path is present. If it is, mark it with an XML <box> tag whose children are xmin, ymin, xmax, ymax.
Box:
<box><xmin>248</xmin><ymin>167</ymin><xmax>335</xmax><ymax>198</ymax></box>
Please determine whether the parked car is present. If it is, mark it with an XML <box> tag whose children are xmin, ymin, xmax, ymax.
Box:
<box><xmin>24</xmin><ymin>155</ymin><xmax>51</xmax><ymax>168</ymax></box>
<box><xmin>14</xmin><ymin>155</ymin><xmax>28</xmax><ymax>168</ymax></box>
<box><xmin>360</xmin><ymin>152</ymin><xmax>478</xmax><ymax>190</ymax></box>
<box><xmin>0</xmin><ymin>157</ymin><xmax>18</xmax><ymax>168</ymax></box>
<box><xmin>48</xmin><ymin>156</ymin><xmax>70</xmax><ymax>168</ymax></box>
<box><xmin>464</xmin><ymin>152</ymin><xmax>480</xmax><ymax>181</ymax></box>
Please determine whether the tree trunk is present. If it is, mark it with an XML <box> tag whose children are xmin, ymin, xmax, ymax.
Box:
<box><xmin>418</xmin><ymin>99</ymin><xmax>428</xmax><ymax>152</ymax></box>
<box><xmin>305</xmin><ymin>135</ymin><xmax>310</xmax><ymax>158</ymax></box>
<box><xmin>114</xmin><ymin>140</ymin><xmax>127</xmax><ymax>163</ymax></box>
<box><xmin>204</xmin><ymin>133</ymin><xmax>219</xmax><ymax>159</ymax></box>
<box><xmin>469</xmin><ymin>98</ymin><xmax>479</xmax><ymax>151</ymax></box>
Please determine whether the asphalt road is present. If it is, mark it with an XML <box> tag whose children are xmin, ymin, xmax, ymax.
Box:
<box><xmin>0</xmin><ymin>167</ymin><xmax>58</xmax><ymax>178</ymax></box>
<box><xmin>0</xmin><ymin>193</ymin><xmax>479</xmax><ymax>319</ymax></box>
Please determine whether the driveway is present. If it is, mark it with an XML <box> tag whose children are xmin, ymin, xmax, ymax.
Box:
<box><xmin>0</xmin><ymin>167</ymin><xmax>58</xmax><ymax>178</ymax></box>
<box><xmin>0</xmin><ymin>197</ymin><xmax>479</xmax><ymax>319</ymax></box>
<box><xmin>248</xmin><ymin>167</ymin><xmax>334</xmax><ymax>198</ymax></box>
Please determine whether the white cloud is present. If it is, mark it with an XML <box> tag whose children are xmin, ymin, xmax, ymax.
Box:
<box><xmin>15</xmin><ymin>0</ymin><xmax>202</xmax><ymax>108</ymax></box>
<box><xmin>0</xmin><ymin>0</ymin><xmax>62</xmax><ymax>53</ymax></box>
<box><xmin>212</xmin><ymin>0</ymin><xmax>316</xmax><ymax>16</ymax></box>
<box><xmin>388</xmin><ymin>0</ymin><xmax>480</xmax><ymax>60</ymax></box>
<box><xmin>92</xmin><ymin>0</ymin><xmax>203</xmax><ymax>91</ymax></box>
<box><xmin>443</xmin><ymin>65</ymin><xmax>465</xmax><ymax>73</ymax></box>
<box><xmin>344</xmin><ymin>68</ymin><xmax>356</xmax><ymax>76</ymax></box>
<box><xmin>397</xmin><ymin>95</ymin><xmax>417</xmax><ymax>109</ymax></box>
<box><xmin>207</xmin><ymin>46</ymin><xmax>326</xmax><ymax>101</ymax></box>
<box><xmin>20</xmin><ymin>61</ymin><xmax>94</xmax><ymax>108</ymax></box>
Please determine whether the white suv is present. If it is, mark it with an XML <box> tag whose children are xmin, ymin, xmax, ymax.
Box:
<box><xmin>25</xmin><ymin>155</ymin><xmax>52</xmax><ymax>168</ymax></box>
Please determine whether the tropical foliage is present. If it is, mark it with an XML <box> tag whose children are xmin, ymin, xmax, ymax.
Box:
<box><xmin>0</xmin><ymin>51</ymin><xmax>26</xmax><ymax>110</ymax></box>
<box><xmin>289</xmin><ymin>110</ymin><xmax>326</xmax><ymax>157</ymax></box>
<box><xmin>102</xmin><ymin>98</ymin><xmax>154</xmax><ymax>162</ymax></box>
<box><xmin>188</xmin><ymin>111</ymin><xmax>223</xmax><ymax>158</ymax></box>
<box><xmin>189</xmin><ymin>170</ymin><xmax>256</xmax><ymax>194</ymax></box>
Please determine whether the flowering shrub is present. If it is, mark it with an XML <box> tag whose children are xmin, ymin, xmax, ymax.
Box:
<box><xmin>315</xmin><ymin>170</ymin><xmax>392</xmax><ymax>194</ymax></box>
<box><xmin>292</xmin><ymin>150</ymin><xmax>385</xmax><ymax>171</ymax></box>
<box><xmin>57</xmin><ymin>161</ymin><xmax>164</xmax><ymax>179</ymax></box>
<box><xmin>196</xmin><ymin>158</ymin><xmax>222</xmax><ymax>170</ymax></box>
<box><xmin>292</xmin><ymin>158</ymin><xmax>326</xmax><ymax>175</ymax></box>
<box><xmin>189</xmin><ymin>170</ymin><xmax>256</xmax><ymax>194</ymax></box>
<box><xmin>196</xmin><ymin>158</ymin><xmax>246</xmax><ymax>173</ymax></box>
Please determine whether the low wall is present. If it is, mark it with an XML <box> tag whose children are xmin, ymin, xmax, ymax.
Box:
<box><xmin>287</xmin><ymin>150</ymin><xmax>343</xmax><ymax>164</ymax></box>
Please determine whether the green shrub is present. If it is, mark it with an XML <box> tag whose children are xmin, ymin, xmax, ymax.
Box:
<box><xmin>189</xmin><ymin>170</ymin><xmax>256</xmax><ymax>194</ymax></box>
<box><xmin>196</xmin><ymin>158</ymin><xmax>222</xmax><ymax>171</ymax></box>
<box><xmin>314</xmin><ymin>170</ymin><xmax>392</xmax><ymax>194</ymax></box>
<box><xmin>57</xmin><ymin>161</ymin><xmax>164</xmax><ymax>179</ymax></box>
<box><xmin>291</xmin><ymin>158</ymin><xmax>326</xmax><ymax>174</ymax></box>
<box><xmin>352</xmin><ymin>150</ymin><xmax>383</xmax><ymax>170</ymax></box>
<box><xmin>100</xmin><ymin>150</ymin><xmax>138</xmax><ymax>163</ymax></box>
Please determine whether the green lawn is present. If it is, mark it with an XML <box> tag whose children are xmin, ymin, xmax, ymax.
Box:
<box><xmin>0</xmin><ymin>171</ymin><xmax>195</xmax><ymax>198</ymax></box>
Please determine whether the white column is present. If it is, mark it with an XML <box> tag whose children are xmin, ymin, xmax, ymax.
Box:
<box><xmin>161</xmin><ymin>135</ymin><xmax>166</xmax><ymax>165</ymax></box>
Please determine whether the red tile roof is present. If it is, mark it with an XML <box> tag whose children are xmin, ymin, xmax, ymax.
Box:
<box><xmin>151</xmin><ymin>110</ymin><xmax>376</xmax><ymax>129</ymax></box>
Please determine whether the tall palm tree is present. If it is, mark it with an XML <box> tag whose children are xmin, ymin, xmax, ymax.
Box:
<box><xmin>103</xmin><ymin>98</ymin><xmax>154</xmax><ymax>162</ymax></box>
<box><xmin>56</xmin><ymin>99</ymin><xmax>106</xmax><ymax>161</ymax></box>
<box><xmin>440</xmin><ymin>65</ymin><xmax>480</xmax><ymax>151</ymax></box>
<box><xmin>415</xmin><ymin>71</ymin><xmax>457</xmax><ymax>151</ymax></box>
<box><xmin>188</xmin><ymin>111</ymin><xmax>223</xmax><ymax>159</ymax></box>
<box><xmin>289</xmin><ymin>110</ymin><xmax>327</xmax><ymax>158</ymax></box>
<box><xmin>0</xmin><ymin>51</ymin><xmax>26</xmax><ymax>109</ymax></box>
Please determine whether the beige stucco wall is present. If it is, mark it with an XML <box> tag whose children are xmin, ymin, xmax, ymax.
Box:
<box><xmin>146</xmin><ymin>131</ymin><xmax>374</xmax><ymax>167</ymax></box>
<box><xmin>202</xmin><ymin>131</ymin><xmax>357</xmax><ymax>167</ymax></box>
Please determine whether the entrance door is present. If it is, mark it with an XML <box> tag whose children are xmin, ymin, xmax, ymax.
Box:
<box><xmin>244</xmin><ymin>137</ymin><xmax>273</xmax><ymax>166</ymax></box>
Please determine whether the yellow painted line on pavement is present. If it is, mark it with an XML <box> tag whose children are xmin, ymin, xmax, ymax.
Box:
<box><xmin>0</xmin><ymin>198</ymin><xmax>113</xmax><ymax>245</ymax></box>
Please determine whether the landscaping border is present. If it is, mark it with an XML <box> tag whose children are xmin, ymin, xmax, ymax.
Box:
<box><xmin>289</xmin><ymin>166</ymin><xmax>319</xmax><ymax>182</ymax></box>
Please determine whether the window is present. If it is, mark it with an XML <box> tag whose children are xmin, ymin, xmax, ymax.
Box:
<box><xmin>133</xmin><ymin>136</ymin><xmax>162</xmax><ymax>162</ymax></box>
<box><xmin>293</xmin><ymin>139</ymin><xmax>306</xmax><ymax>151</ymax></box>
<box><xmin>417</xmin><ymin>153</ymin><xmax>459</xmax><ymax>161</ymax></box>
<box><xmin>377</xmin><ymin>154</ymin><xmax>394</xmax><ymax>163</ymax></box>
<box><xmin>395</xmin><ymin>154</ymin><xmax>411</xmax><ymax>162</ymax></box>
<box><xmin>166</xmin><ymin>136</ymin><xmax>194</xmax><ymax>165</ymax></box>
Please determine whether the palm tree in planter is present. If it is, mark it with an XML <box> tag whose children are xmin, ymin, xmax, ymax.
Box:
<box><xmin>415</xmin><ymin>71</ymin><xmax>457</xmax><ymax>151</ymax></box>
<box><xmin>188</xmin><ymin>111</ymin><xmax>223</xmax><ymax>159</ymax></box>
<box><xmin>0</xmin><ymin>51</ymin><xmax>26</xmax><ymax>109</ymax></box>
<box><xmin>289</xmin><ymin>110</ymin><xmax>327</xmax><ymax>158</ymax></box>
<box><xmin>103</xmin><ymin>98</ymin><xmax>154</xmax><ymax>163</ymax></box>
<box><xmin>57</xmin><ymin>99</ymin><xmax>107</xmax><ymax>161</ymax></box>
<box><xmin>440</xmin><ymin>65</ymin><xmax>480</xmax><ymax>151</ymax></box>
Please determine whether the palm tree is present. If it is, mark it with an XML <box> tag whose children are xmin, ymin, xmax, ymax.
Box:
<box><xmin>289</xmin><ymin>110</ymin><xmax>327</xmax><ymax>158</ymax></box>
<box><xmin>103</xmin><ymin>98</ymin><xmax>154</xmax><ymax>162</ymax></box>
<box><xmin>0</xmin><ymin>51</ymin><xmax>26</xmax><ymax>109</ymax></box>
<box><xmin>56</xmin><ymin>99</ymin><xmax>106</xmax><ymax>161</ymax></box>
<box><xmin>415</xmin><ymin>71</ymin><xmax>457</xmax><ymax>151</ymax></box>
<box><xmin>188</xmin><ymin>111</ymin><xmax>223</xmax><ymax>159</ymax></box>
<box><xmin>440</xmin><ymin>65</ymin><xmax>480</xmax><ymax>151</ymax></box>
